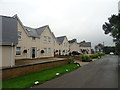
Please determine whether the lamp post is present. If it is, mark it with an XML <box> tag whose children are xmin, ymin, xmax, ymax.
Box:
<box><xmin>103</xmin><ymin>42</ymin><xmax>104</xmax><ymax>53</ymax></box>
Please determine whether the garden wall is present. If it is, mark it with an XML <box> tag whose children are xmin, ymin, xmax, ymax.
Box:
<box><xmin>55</xmin><ymin>55</ymin><xmax>82</xmax><ymax>61</ymax></box>
<box><xmin>1</xmin><ymin>59</ymin><xmax>68</xmax><ymax>80</ymax></box>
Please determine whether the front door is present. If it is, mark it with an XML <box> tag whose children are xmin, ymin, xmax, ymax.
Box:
<box><xmin>59</xmin><ymin>50</ymin><xmax>61</xmax><ymax>55</ymax></box>
<box><xmin>32</xmin><ymin>47</ymin><xmax>36</xmax><ymax>58</ymax></box>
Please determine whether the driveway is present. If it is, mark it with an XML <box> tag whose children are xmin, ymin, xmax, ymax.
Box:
<box><xmin>15</xmin><ymin>58</ymin><xmax>66</xmax><ymax>66</ymax></box>
<box><xmin>32</xmin><ymin>55</ymin><xmax>119</xmax><ymax>88</ymax></box>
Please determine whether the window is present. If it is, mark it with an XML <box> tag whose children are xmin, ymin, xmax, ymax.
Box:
<box><xmin>44</xmin><ymin>48</ymin><xmax>47</xmax><ymax>54</ymax></box>
<box><xmin>18</xmin><ymin>31</ymin><xmax>22</xmax><ymax>40</ymax></box>
<box><xmin>32</xmin><ymin>37</ymin><xmax>36</xmax><ymax>40</ymax></box>
<box><xmin>66</xmin><ymin>50</ymin><xmax>68</xmax><ymax>53</ymax></box>
<box><xmin>16</xmin><ymin>47</ymin><xmax>21</xmax><ymax>55</ymax></box>
<box><xmin>44</xmin><ymin>36</ymin><xmax>51</xmax><ymax>43</ymax></box>
<box><xmin>64</xmin><ymin>43</ymin><xmax>65</xmax><ymax>46</ymax></box>
<box><xmin>48</xmin><ymin>48</ymin><xmax>51</xmax><ymax>53</ymax></box>
<box><xmin>66</xmin><ymin>43</ymin><xmax>68</xmax><ymax>47</ymax></box>
<box><xmin>48</xmin><ymin>37</ymin><xmax>51</xmax><ymax>42</ymax></box>
<box><xmin>44</xmin><ymin>36</ymin><xmax>47</xmax><ymax>42</ymax></box>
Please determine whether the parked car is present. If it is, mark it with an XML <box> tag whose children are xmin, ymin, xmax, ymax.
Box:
<box><xmin>110</xmin><ymin>52</ymin><xmax>114</xmax><ymax>55</ymax></box>
<box><xmin>72</xmin><ymin>51</ymin><xmax>81</xmax><ymax>55</ymax></box>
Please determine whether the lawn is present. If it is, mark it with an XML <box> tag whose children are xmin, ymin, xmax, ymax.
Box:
<box><xmin>2</xmin><ymin>63</ymin><xmax>80</xmax><ymax>89</ymax></box>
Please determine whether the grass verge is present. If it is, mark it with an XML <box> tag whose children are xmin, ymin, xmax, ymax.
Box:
<box><xmin>2</xmin><ymin>63</ymin><xmax>80</xmax><ymax>89</ymax></box>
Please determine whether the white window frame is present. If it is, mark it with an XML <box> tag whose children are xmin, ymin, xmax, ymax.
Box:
<box><xmin>48</xmin><ymin>48</ymin><xmax>51</xmax><ymax>53</ymax></box>
<box><xmin>16</xmin><ymin>47</ymin><xmax>21</xmax><ymax>55</ymax></box>
<box><xmin>44</xmin><ymin>48</ymin><xmax>47</xmax><ymax>54</ymax></box>
<box><xmin>48</xmin><ymin>37</ymin><xmax>51</xmax><ymax>42</ymax></box>
<box><xmin>18</xmin><ymin>31</ymin><xmax>22</xmax><ymax>40</ymax></box>
<box><xmin>44</xmin><ymin>36</ymin><xmax>47</xmax><ymax>42</ymax></box>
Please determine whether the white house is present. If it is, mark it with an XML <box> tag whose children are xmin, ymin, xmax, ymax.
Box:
<box><xmin>0</xmin><ymin>15</ymin><xmax>18</xmax><ymax>67</ymax></box>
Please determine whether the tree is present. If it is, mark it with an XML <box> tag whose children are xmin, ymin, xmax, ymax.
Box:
<box><xmin>95</xmin><ymin>43</ymin><xmax>104</xmax><ymax>53</ymax></box>
<box><xmin>102</xmin><ymin>14</ymin><xmax>120</xmax><ymax>42</ymax></box>
<box><xmin>68</xmin><ymin>39</ymin><xmax>77</xmax><ymax>43</ymax></box>
<box><xmin>102</xmin><ymin>14</ymin><xmax>120</xmax><ymax>55</ymax></box>
<box><xmin>104</xmin><ymin>46</ymin><xmax>115</xmax><ymax>54</ymax></box>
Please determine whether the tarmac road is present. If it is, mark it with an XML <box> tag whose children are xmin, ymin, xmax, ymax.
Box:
<box><xmin>32</xmin><ymin>55</ymin><xmax>119</xmax><ymax>88</ymax></box>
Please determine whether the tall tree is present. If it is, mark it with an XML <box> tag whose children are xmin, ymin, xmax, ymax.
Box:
<box><xmin>102</xmin><ymin>14</ymin><xmax>120</xmax><ymax>54</ymax></box>
<box><xmin>95</xmin><ymin>43</ymin><xmax>104</xmax><ymax>52</ymax></box>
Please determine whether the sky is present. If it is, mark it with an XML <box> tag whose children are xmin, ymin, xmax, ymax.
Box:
<box><xmin>0</xmin><ymin>0</ymin><xmax>119</xmax><ymax>48</ymax></box>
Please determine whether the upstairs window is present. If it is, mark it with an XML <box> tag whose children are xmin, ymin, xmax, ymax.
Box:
<box><xmin>44</xmin><ymin>48</ymin><xmax>47</xmax><ymax>54</ymax></box>
<box><xmin>64</xmin><ymin>43</ymin><xmax>66</xmax><ymax>46</ymax></box>
<box><xmin>18</xmin><ymin>31</ymin><xmax>22</xmax><ymax>40</ymax></box>
<box><xmin>48</xmin><ymin>37</ymin><xmax>51</xmax><ymax>42</ymax></box>
<box><xmin>16</xmin><ymin>47</ymin><xmax>21</xmax><ymax>55</ymax></box>
<box><xmin>44</xmin><ymin>36</ymin><xmax>51</xmax><ymax>43</ymax></box>
<box><xmin>44</xmin><ymin>36</ymin><xmax>47</xmax><ymax>42</ymax></box>
<box><xmin>32</xmin><ymin>37</ymin><xmax>36</xmax><ymax>40</ymax></box>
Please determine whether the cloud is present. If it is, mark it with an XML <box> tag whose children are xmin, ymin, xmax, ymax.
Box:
<box><xmin>0</xmin><ymin>0</ymin><xmax>118</xmax><ymax>48</ymax></box>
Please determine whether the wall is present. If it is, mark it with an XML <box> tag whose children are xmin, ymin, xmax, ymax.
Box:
<box><xmin>2</xmin><ymin>59</ymin><xmax>68</xmax><ymax>80</ymax></box>
<box><xmin>70</xmin><ymin>42</ymin><xmax>80</xmax><ymax>53</ymax></box>
<box><xmin>15</xmin><ymin>20</ymin><xmax>30</xmax><ymax>59</ymax></box>
<box><xmin>39</xmin><ymin>28</ymin><xmax>55</xmax><ymax>58</ymax></box>
<box><xmin>1</xmin><ymin>46</ymin><xmax>15</xmax><ymax>67</ymax></box>
<box><xmin>55</xmin><ymin>55</ymin><xmax>82</xmax><ymax>61</ymax></box>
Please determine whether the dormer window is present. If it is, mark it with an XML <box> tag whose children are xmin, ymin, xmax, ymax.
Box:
<box><xmin>18</xmin><ymin>31</ymin><xmax>22</xmax><ymax>40</ymax></box>
<box><xmin>32</xmin><ymin>37</ymin><xmax>36</xmax><ymax>40</ymax></box>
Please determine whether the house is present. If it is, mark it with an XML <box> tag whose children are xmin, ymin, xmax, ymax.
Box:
<box><xmin>14</xmin><ymin>15</ymin><xmax>55</xmax><ymax>59</ymax></box>
<box><xmin>69</xmin><ymin>42</ymin><xmax>80</xmax><ymax>54</ymax></box>
<box><xmin>0</xmin><ymin>15</ymin><xmax>18</xmax><ymax>67</ymax></box>
<box><xmin>55</xmin><ymin>36</ymin><xmax>69</xmax><ymax>55</ymax></box>
<box><xmin>78</xmin><ymin>41</ymin><xmax>91</xmax><ymax>54</ymax></box>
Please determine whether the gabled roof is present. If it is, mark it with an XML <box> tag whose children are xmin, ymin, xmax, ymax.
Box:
<box><xmin>36</xmin><ymin>25</ymin><xmax>48</xmax><ymax>36</ymax></box>
<box><xmin>0</xmin><ymin>15</ymin><xmax>18</xmax><ymax>45</ymax></box>
<box><xmin>24</xmin><ymin>25</ymin><xmax>49</xmax><ymax>38</ymax></box>
<box><xmin>79</xmin><ymin>42</ymin><xmax>91</xmax><ymax>47</ymax></box>
<box><xmin>24</xmin><ymin>26</ymin><xmax>39</xmax><ymax>37</ymax></box>
<box><xmin>56</xmin><ymin>36</ymin><xmax>67</xmax><ymax>44</ymax></box>
<box><xmin>24</xmin><ymin>25</ymin><xmax>48</xmax><ymax>38</ymax></box>
<box><xmin>69</xmin><ymin>42</ymin><xmax>78</xmax><ymax>46</ymax></box>
<box><xmin>13</xmin><ymin>14</ymin><xmax>49</xmax><ymax>38</ymax></box>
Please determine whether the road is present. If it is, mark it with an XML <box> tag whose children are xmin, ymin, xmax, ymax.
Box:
<box><xmin>32</xmin><ymin>55</ymin><xmax>119</xmax><ymax>88</ymax></box>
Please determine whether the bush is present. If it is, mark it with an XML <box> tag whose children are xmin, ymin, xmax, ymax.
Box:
<box><xmin>67</xmin><ymin>57</ymin><xmax>74</xmax><ymax>64</ymax></box>
<box><xmin>80</xmin><ymin>55</ymin><xmax>91</xmax><ymax>62</ymax></box>
<box><xmin>89</xmin><ymin>54</ymin><xmax>98</xmax><ymax>59</ymax></box>
<box><xmin>89</xmin><ymin>53</ymin><xmax>105</xmax><ymax>59</ymax></box>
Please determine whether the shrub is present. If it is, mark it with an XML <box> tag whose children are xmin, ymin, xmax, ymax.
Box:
<box><xmin>89</xmin><ymin>54</ymin><xmax>98</xmax><ymax>59</ymax></box>
<box><xmin>89</xmin><ymin>53</ymin><xmax>105</xmax><ymax>59</ymax></box>
<box><xmin>80</xmin><ymin>55</ymin><xmax>91</xmax><ymax>62</ymax></box>
<box><xmin>67</xmin><ymin>57</ymin><xmax>74</xmax><ymax>64</ymax></box>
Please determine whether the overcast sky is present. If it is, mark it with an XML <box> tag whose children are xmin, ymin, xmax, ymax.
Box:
<box><xmin>0</xmin><ymin>0</ymin><xmax>119</xmax><ymax>48</ymax></box>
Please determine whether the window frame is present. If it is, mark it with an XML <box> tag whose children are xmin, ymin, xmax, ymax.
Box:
<box><xmin>18</xmin><ymin>31</ymin><xmax>22</xmax><ymax>40</ymax></box>
<box><xmin>16</xmin><ymin>47</ymin><xmax>21</xmax><ymax>55</ymax></box>
<box><xmin>48</xmin><ymin>48</ymin><xmax>51</xmax><ymax>53</ymax></box>
<box><xmin>32</xmin><ymin>37</ymin><xmax>36</xmax><ymax>40</ymax></box>
<box><xmin>48</xmin><ymin>37</ymin><xmax>51</xmax><ymax>42</ymax></box>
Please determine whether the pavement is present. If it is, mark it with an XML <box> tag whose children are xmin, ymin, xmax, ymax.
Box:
<box><xmin>31</xmin><ymin>55</ymin><xmax>119</xmax><ymax>88</ymax></box>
